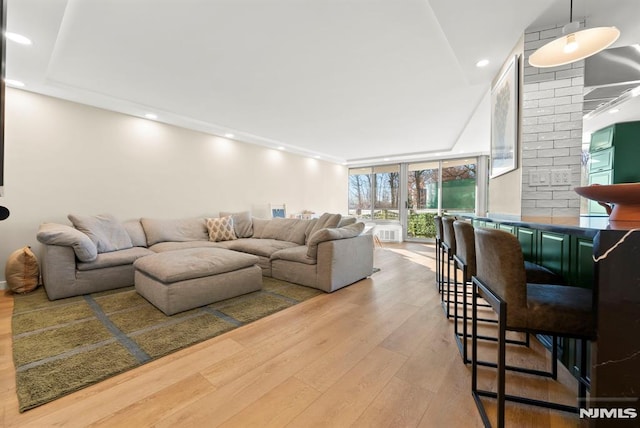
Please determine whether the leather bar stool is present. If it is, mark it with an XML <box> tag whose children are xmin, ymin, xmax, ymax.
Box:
<box><xmin>453</xmin><ymin>220</ymin><xmax>478</xmax><ymax>360</ymax></box>
<box><xmin>441</xmin><ymin>216</ymin><xmax>459</xmax><ymax>318</ymax></box>
<box><xmin>471</xmin><ymin>228</ymin><xmax>594</xmax><ymax>428</ymax></box>
<box><xmin>452</xmin><ymin>220</ymin><xmax>528</xmax><ymax>364</ymax></box>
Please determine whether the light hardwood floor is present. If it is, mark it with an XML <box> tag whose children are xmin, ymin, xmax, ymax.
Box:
<box><xmin>0</xmin><ymin>243</ymin><xmax>579</xmax><ymax>427</ymax></box>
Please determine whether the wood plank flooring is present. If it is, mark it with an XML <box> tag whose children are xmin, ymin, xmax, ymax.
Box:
<box><xmin>0</xmin><ymin>243</ymin><xmax>579</xmax><ymax>427</ymax></box>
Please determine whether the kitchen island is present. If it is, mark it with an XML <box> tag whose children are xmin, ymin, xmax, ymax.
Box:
<box><xmin>464</xmin><ymin>215</ymin><xmax>640</xmax><ymax>427</ymax></box>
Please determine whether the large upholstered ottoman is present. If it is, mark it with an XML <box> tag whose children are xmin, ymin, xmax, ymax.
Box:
<box><xmin>133</xmin><ymin>248</ymin><xmax>262</xmax><ymax>315</ymax></box>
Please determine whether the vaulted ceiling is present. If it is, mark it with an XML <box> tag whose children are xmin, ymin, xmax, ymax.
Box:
<box><xmin>6</xmin><ymin>0</ymin><xmax>640</xmax><ymax>164</ymax></box>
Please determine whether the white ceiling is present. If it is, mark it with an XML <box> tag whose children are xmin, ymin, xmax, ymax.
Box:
<box><xmin>6</xmin><ymin>0</ymin><xmax>640</xmax><ymax>164</ymax></box>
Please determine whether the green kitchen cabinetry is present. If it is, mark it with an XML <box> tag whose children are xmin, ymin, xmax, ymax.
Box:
<box><xmin>588</xmin><ymin>121</ymin><xmax>640</xmax><ymax>214</ymax></box>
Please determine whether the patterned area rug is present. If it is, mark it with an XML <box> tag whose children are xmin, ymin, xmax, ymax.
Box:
<box><xmin>11</xmin><ymin>277</ymin><xmax>323</xmax><ymax>412</ymax></box>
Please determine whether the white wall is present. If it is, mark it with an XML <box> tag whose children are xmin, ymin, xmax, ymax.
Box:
<box><xmin>487</xmin><ymin>37</ymin><xmax>524</xmax><ymax>218</ymax></box>
<box><xmin>448</xmin><ymin>88</ymin><xmax>491</xmax><ymax>155</ymax></box>
<box><xmin>0</xmin><ymin>89</ymin><xmax>348</xmax><ymax>283</ymax></box>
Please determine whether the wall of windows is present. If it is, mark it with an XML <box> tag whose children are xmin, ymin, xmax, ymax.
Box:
<box><xmin>349</xmin><ymin>165</ymin><xmax>400</xmax><ymax>220</ymax></box>
<box><xmin>349</xmin><ymin>157</ymin><xmax>481</xmax><ymax>239</ymax></box>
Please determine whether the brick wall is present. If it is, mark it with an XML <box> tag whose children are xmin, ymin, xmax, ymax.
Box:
<box><xmin>521</xmin><ymin>23</ymin><xmax>584</xmax><ymax>220</ymax></box>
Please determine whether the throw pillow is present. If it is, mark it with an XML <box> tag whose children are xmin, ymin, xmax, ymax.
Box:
<box><xmin>219</xmin><ymin>211</ymin><xmax>253</xmax><ymax>238</ymax></box>
<box><xmin>206</xmin><ymin>216</ymin><xmax>237</xmax><ymax>242</ymax></box>
<box><xmin>68</xmin><ymin>214</ymin><xmax>133</xmax><ymax>254</ymax></box>
<box><xmin>5</xmin><ymin>246</ymin><xmax>40</xmax><ymax>294</ymax></box>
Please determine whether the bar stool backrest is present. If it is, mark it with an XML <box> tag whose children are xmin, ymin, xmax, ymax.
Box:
<box><xmin>474</xmin><ymin>228</ymin><xmax>527</xmax><ymax>309</ymax></box>
<box><xmin>453</xmin><ymin>220</ymin><xmax>476</xmax><ymax>280</ymax></box>
<box><xmin>442</xmin><ymin>216</ymin><xmax>456</xmax><ymax>254</ymax></box>
<box><xmin>434</xmin><ymin>216</ymin><xmax>443</xmax><ymax>241</ymax></box>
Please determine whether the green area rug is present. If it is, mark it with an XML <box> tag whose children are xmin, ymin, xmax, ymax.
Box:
<box><xmin>12</xmin><ymin>278</ymin><xmax>323</xmax><ymax>412</ymax></box>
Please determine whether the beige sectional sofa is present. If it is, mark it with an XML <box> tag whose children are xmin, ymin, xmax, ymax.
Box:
<box><xmin>36</xmin><ymin>211</ymin><xmax>374</xmax><ymax>300</ymax></box>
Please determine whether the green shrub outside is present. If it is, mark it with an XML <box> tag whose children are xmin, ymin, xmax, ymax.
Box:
<box><xmin>407</xmin><ymin>212</ymin><xmax>437</xmax><ymax>238</ymax></box>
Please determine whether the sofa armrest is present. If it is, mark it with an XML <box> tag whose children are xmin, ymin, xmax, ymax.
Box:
<box><xmin>37</xmin><ymin>223</ymin><xmax>97</xmax><ymax>262</ymax></box>
<box><xmin>40</xmin><ymin>244</ymin><xmax>80</xmax><ymax>300</ymax></box>
<box><xmin>307</xmin><ymin>222</ymin><xmax>365</xmax><ymax>259</ymax></box>
<box><xmin>316</xmin><ymin>234</ymin><xmax>374</xmax><ymax>292</ymax></box>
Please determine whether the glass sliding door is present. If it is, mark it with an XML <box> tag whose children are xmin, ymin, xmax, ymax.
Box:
<box><xmin>348</xmin><ymin>167</ymin><xmax>373</xmax><ymax>219</ymax></box>
<box><xmin>348</xmin><ymin>157</ymin><xmax>481</xmax><ymax>241</ymax></box>
<box><xmin>373</xmin><ymin>165</ymin><xmax>400</xmax><ymax>220</ymax></box>
<box><xmin>406</xmin><ymin>161</ymin><xmax>439</xmax><ymax>239</ymax></box>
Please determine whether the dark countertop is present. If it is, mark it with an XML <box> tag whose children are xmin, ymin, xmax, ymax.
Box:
<box><xmin>460</xmin><ymin>215</ymin><xmax>640</xmax><ymax>239</ymax></box>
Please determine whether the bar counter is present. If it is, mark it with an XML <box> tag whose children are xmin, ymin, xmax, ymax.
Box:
<box><xmin>463</xmin><ymin>215</ymin><xmax>640</xmax><ymax>427</ymax></box>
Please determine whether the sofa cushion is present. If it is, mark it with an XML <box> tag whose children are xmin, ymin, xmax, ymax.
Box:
<box><xmin>271</xmin><ymin>246</ymin><xmax>317</xmax><ymax>265</ymax></box>
<box><xmin>37</xmin><ymin>223</ymin><xmax>98</xmax><ymax>262</ymax></box>
<box><xmin>259</xmin><ymin>218</ymin><xmax>309</xmax><ymax>244</ymax></box>
<box><xmin>306</xmin><ymin>213</ymin><xmax>342</xmax><ymax>244</ymax></box>
<box><xmin>134</xmin><ymin>248</ymin><xmax>259</xmax><ymax>283</ymax></box>
<box><xmin>304</xmin><ymin>218</ymin><xmax>318</xmax><ymax>243</ymax></box>
<box><xmin>149</xmin><ymin>240</ymin><xmax>231</xmax><ymax>253</ymax></box>
<box><xmin>68</xmin><ymin>214</ymin><xmax>133</xmax><ymax>254</ymax></box>
<box><xmin>220</xmin><ymin>211</ymin><xmax>253</xmax><ymax>238</ymax></box>
<box><xmin>307</xmin><ymin>222</ymin><xmax>365</xmax><ymax>258</ymax></box>
<box><xmin>122</xmin><ymin>219</ymin><xmax>148</xmax><ymax>247</ymax></box>
<box><xmin>5</xmin><ymin>246</ymin><xmax>40</xmax><ymax>293</ymax></box>
<box><xmin>77</xmin><ymin>247</ymin><xmax>155</xmax><ymax>271</ymax></box>
<box><xmin>206</xmin><ymin>216</ymin><xmax>237</xmax><ymax>242</ymax></box>
<box><xmin>338</xmin><ymin>216</ymin><xmax>357</xmax><ymax>227</ymax></box>
<box><xmin>227</xmin><ymin>238</ymin><xmax>299</xmax><ymax>258</ymax></box>
<box><xmin>141</xmin><ymin>217</ymin><xmax>208</xmax><ymax>246</ymax></box>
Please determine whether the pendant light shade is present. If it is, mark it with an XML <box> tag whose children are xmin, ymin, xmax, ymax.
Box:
<box><xmin>528</xmin><ymin>0</ymin><xmax>620</xmax><ymax>68</ymax></box>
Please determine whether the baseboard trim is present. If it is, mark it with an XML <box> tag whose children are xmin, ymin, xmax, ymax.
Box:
<box><xmin>0</xmin><ymin>280</ymin><xmax>6</xmax><ymax>290</ymax></box>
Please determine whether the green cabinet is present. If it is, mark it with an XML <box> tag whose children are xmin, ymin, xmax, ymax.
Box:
<box><xmin>538</xmin><ymin>231</ymin><xmax>571</xmax><ymax>279</ymax></box>
<box><xmin>587</xmin><ymin>170</ymin><xmax>613</xmax><ymax>214</ymax></box>
<box><xmin>588</xmin><ymin>121</ymin><xmax>640</xmax><ymax>214</ymax></box>
<box><xmin>589</xmin><ymin>126</ymin><xmax>614</xmax><ymax>152</ymax></box>
<box><xmin>516</xmin><ymin>227</ymin><xmax>537</xmax><ymax>262</ymax></box>
<box><xmin>572</xmin><ymin>237</ymin><xmax>595</xmax><ymax>289</ymax></box>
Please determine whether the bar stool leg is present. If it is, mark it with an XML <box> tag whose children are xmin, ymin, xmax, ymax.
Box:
<box><xmin>496</xmin><ymin>301</ymin><xmax>507</xmax><ymax>428</ymax></box>
<box><xmin>579</xmin><ymin>339</ymin><xmax>589</xmax><ymax>406</ymax></box>
<box><xmin>446</xmin><ymin>250</ymin><xmax>452</xmax><ymax>317</ymax></box>
<box><xmin>435</xmin><ymin>237</ymin><xmax>441</xmax><ymax>288</ymax></box>
<box><xmin>552</xmin><ymin>335</ymin><xmax>558</xmax><ymax>380</ymax></box>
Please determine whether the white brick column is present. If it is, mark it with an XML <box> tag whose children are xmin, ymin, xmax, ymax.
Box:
<box><xmin>521</xmin><ymin>24</ymin><xmax>584</xmax><ymax>220</ymax></box>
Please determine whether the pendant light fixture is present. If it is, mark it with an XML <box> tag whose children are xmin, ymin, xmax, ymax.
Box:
<box><xmin>528</xmin><ymin>0</ymin><xmax>620</xmax><ymax>68</ymax></box>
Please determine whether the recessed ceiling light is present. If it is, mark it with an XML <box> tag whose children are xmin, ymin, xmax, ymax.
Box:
<box><xmin>314</xmin><ymin>155</ymin><xmax>321</xmax><ymax>159</ymax></box>
<box><xmin>631</xmin><ymin>86</ymin><xmax>640</xmax><ymax>97</ymax></box>
<box><xmin>384</xmin><ymin>158</ymin><xmax>390</xmax><ymax>161</ymax></box>
<box><xmin>609</xmin><ymin>108</ymin><xmax>619</xmax><ymax>114</ymax></box>
<box><xmin>145</xmin><ymin>113</ymin><xmax>157</xmax><ymax>120</ymax></box>
<box><xmin>277</xmin><ymin>146</ymin><xmax>285</xmax><ymax>150</ymax></box>
<box><xmin>5</xmin><ymin>32</ymin><xmax>32</xmax><ymax>45</ymax></box>
<box><xmin>476</xmin><ymin>59</ymin><xmax>489</xmax><ymax>67</ymax></box>
<box><xmin>224</xmin><ymin>133</ymin><xmax>234</xmax><ymax>138</ymax></box>
<box><xmin>4</xmin><ymin>79</ymin><xmax>25</xmax><ymax>87</ymax></box>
